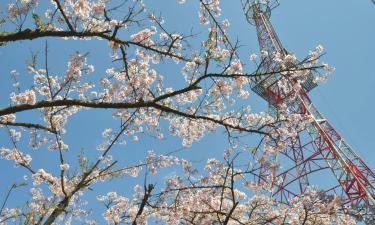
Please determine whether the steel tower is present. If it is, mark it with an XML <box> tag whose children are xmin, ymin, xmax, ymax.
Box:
<box><xmin>241</xmin><ymin>0</ymin><xmax>375</xmax><ymax>223</ymax></box>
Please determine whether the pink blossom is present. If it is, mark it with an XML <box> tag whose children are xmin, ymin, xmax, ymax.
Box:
<box><xmin>10</xmin><ymin>89</ymin><xmax>36</xmax><ymax>105</ymax></box>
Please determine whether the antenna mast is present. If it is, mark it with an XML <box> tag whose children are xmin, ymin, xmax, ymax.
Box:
<box><xmin>241</xmin><ymin>1</ymin><xmax>375</xmax><ymax>223</ymax></box>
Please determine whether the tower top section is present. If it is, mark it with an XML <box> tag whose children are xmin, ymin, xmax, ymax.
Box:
<box><xmin>241</xmin><ymin>0</ymin><xmax>280</xmax><ymax>25</ymax></box>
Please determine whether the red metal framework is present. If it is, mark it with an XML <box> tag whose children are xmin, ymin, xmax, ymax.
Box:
<box><xmin>241</xmin><ymin>0</ymin><xmax>375</xmax><ymax>223</ymax></box>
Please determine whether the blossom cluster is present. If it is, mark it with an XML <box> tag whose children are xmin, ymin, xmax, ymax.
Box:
<box><xmin>0</xmin><ymin>147</ymin><xmax>32</xmax><ymax>166</ymax></box>
<box><xmin>8</xmin><ymin>0</ymin><xmax>38</xmax><ymax>19</ymax></box>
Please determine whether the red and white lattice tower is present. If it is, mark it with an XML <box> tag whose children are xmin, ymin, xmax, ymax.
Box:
<box><xmin>241</xmin><ymin>0</ymin><xmax>375</xmax><ymax>223</ymax></box>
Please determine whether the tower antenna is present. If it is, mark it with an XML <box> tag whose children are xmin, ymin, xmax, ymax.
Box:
<box><xmin>241</xmin><ymin>1</ymin><xmax>375</xmax><ymax>224</ymax></box>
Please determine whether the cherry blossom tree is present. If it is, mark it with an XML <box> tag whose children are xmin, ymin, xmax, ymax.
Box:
<box><xmin>0</xmin><ymin>0</ymin><xmax>353</xmax><ymax>224</ymax></box>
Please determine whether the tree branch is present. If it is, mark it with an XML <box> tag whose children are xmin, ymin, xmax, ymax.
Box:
<box><xmin>0</xmin><ymin>29</ymin><xmax>188</xmax><ymax>61</ymax></box>
<box><xmin>132</xmin><ymin>184</ymin><xmax>154</xmax><ymax>225</ymax></box>
<box><xmin>52</xmin><ymin>0</ymin><xmax>75</xmax><ymax>31</ymax></box>
<box><xmin>0</xmin><ymin>99</ymin><xmax>152</xmax><ymax>117</ymax></box>
<box><xmin>0</xmin><ymin>121</ymin><xmax>57</xmax><ymax>134</ymax></box>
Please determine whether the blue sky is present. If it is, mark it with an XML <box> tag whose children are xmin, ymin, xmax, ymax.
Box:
<box><xmin>0</xmin><ymin>0</ymin><xmax>374</xmax><ymax>223</ymax></box>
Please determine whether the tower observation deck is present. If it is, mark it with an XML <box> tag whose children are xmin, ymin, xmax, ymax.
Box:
<box><xmin>241</xmin><ymin>0</ymin><xmax>375</xmax><ymax>223</ymax></box>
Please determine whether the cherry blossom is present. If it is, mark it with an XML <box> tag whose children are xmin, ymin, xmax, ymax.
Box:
<box><xmin>0</xmin><ymin>0</ymin><xmax>356</xmax><ymax>225</ymax></box>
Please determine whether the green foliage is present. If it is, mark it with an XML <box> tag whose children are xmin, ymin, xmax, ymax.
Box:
<box><xmin>32</xmin><ymin>13</ymin><xmax>43</xmax><ymax>30</ymax></box>
<box><xmin>249</xmin><ymin>147</ymin><xmax>257</xmax><ymax>154</ymax></box>
<box><xmin>78</xmin><ymin>148</ymin><xmax>89</xmax><ymax>173</ymax></box>
<box><xmin>0</xmin><ymin>19</ymin><xmax>5</xmax><ymax>28</ymax></box>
